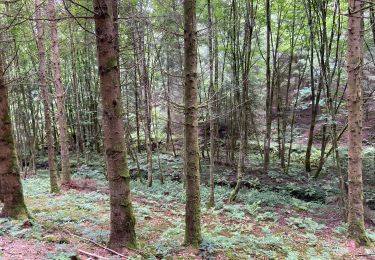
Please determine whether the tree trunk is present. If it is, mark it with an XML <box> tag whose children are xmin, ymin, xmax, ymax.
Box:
<box><xmin>47</xmin><ymin>0</ymin><xmax>71</xmax><ymax>183</ymax></box>
<box><xmin>0</xmin><ymin>50</ymin><xmax>29</xmax><ymax>219</ymax></box>
<box><xmin>230</xmin><ymin>0</ymin><xmax>253</xmax><ymax>201</ymax></box>
<box><xmin>346</xmin><ymin>0</ymin><xmax>370</xmax><ymax>246</ymax></box>
<box><xmin>68</xmin><ymin>22</ymin><xmax>83</xmax><ymax>165</ymax></box>
<box><xmin>263</xmin><ymin>0</ymin><xmax>272</xmax><ymax>172</ymax></box>
<box><xmin>183</xmin><ymin>0</ymin><xmax>202</xmax><ymax>247</ymax></box>
<box><xmin>35</xmin><ymin>0</ymin><xmax>59</xmax><ymax>193</ymax></box>
<box><xmin>93</xmin><ymin>0</ymin><xmax>137</xmax><ymax>250</ymax></box>
<box><xmin>133</xmin><ymin>11</ymin><xmax>153</xmax><ymax>186</ymax></box>
<box><xmin>207</xmin><ymin>0</ymin><xmax>216</xmax><ymax>208</ymax></box>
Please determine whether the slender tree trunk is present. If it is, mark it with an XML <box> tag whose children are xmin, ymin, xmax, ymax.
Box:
<box><xmin>207</xmin><ymin>0</ymin><xmax>216</xmax><ymax>208</ymax></box>
<box><xmin>263</xmin><ymin>0</ymin><xmax>272</xmax><ymax>172</ymax></box>
<box><xmin>46</xmin><ymin>0</ymin><xmax>71</xmax><ymax>183</ymax></box>
<box><xmin>304</xmin><ymin>0</ymin><xmax>323</xmax><ymax>173</ymax></box>
<box><xmin>346</xmin><ymin>0</ymin><xmax>370</xmax><ymax>246</ymax></box>
<box><xmin>68</xmin><ymin>22</ymin><xmax>83</xmax><ymax>165</ymax></box>
<box><xmin>134</xmin><ymin>65</ymin><xmax>141</xmax><ymax>153</ymax></box>
<box><xmin>93</xmin><ymin>0</ymin><xmax>137</xmax><ymax>250</ymax></box>
<box><xmin>230</xmin><ymin>0</ymin><xmax>253</xmax><ymax>201</ymax></box>
<box><xmin>286</xmin><ymin>65</ymin><xmax>305</xmax><ymax>173</ymax></box>
<box><xmin>35</xmin><ymin>0</ymin><xmax>59</xmax><ymax>193</ymax></box>
<box><xmin>281</xmin><ymin>2</ymin><xmax>296</xmax><ymax>171</ymax></box>
<box><xmin>133</xmin><ymin>12</ymin><xmax>153</xmax><ymax>186</ymax></box>
<box><xmin>370</xmin><ymin>6</ymin><xmax>375</xmax><ymax>46</ymax></box>
<box><xmin>183</xmin><ymin>0</ymin><xmax>202</xmax><ymax>247</ymax></box>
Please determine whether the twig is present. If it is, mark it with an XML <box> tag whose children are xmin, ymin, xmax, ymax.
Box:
<box><xmin>355</xmin><ymin>253</ymin><xmax>375</xmax><ymax>256</ymax></box>
<box><xmin>78</xmin><ymin>249</ymin><xmax>109</xmax><ymax>260</ymax></box>
<box><xmin>67</xmin><ymin>231</ymin><xmax>153</xmax><ymax>258</ymax></box>
<box><xmin>67</xmin><ymin>231</ymin><xmax>128</xmax><ymax>258</ymax></box>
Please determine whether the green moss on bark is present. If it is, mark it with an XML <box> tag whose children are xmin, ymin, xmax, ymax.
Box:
<box><xmin>349</xmin><ymin>220</ymin><xmax>373</xmax><ymax>246</ymax></box>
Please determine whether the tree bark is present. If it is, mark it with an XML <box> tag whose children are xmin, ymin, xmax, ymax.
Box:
<box><xmin>346</xmin><ymin>0</ymin><xmax>370</xmax><ymax>246</ymax></box>
<box><xmin>230</xmin><ymin>0</ymin><xmax>253</xmax><ymax>202</ymax></box>
<box><xmin>131</xmin><ymin>7</ymin><xmax>153</xmax><ymax>186</ymax></box>
<box><xmin>68</xmin><ymin>22</ymin><xmax>84</xmax><ymax>164</ymax></box>
<box><xmin>263</xmin><ymin>0</ymin><xmax>272</xmax><ymax>172</ymax></box>
<box><xmin>93</xmin><ymin>0</ymin><xmax>137</xmax><ymax>250</ymax></box>
<box><xmin>207</xmin><ymin>0</ymin><xmax>216</xmax><ymax>208</ymax></box>
<box><xmin>47</xmin><ymin>0</ymin><xmax>71</xmax><ymax>183</ymax></box>
<box><xmin>183</xmin><ymin>0</ymin><xmax>202</xmax><ymax>247</ymax></box>
<box><xmin>35</xmin><ymin>0</ymin><xmax>59</xmax><ymax>193</ymax></box>
<box><xmin>0</xmin><ymin>50</ymin><xmax>29</xmax><ymax>219</ymax></box>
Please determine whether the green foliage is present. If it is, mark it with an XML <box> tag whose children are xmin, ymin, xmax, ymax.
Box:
<box><xmin>368</xmin><ymin>231</ymin><xmax>375</xmax><ymax>242</ymax></box>
<box><xmin>75</xmin><ymin>165</ymin><xmax>106</xmax><ymax>181</ymax></box>
<box><xmin>0</xmin><ymin>218</ymin><xmax>44</xmax><ymax>240</ymax></box>
<box><xmin>333</xmin><ymin>223</ymin><xmax>348</xmax><ymax>235</ymax></box>
<box><xmin>135</xmin><ymin>205</ymin><xmax>152</xmax><ymax>220</ymax></box>
<box><xmin>287</xmin><ymin>217</ymin><xmax>325</xmax><ymax>232</ymax></box>
<box><xmin>289</xmin><ymin>147</ymin><xmax>321</xmax><ymax>168</ymax></box>
<box><xmin>46</xmin><ymin>245</ymin><xmax>76</xmax><ymax>260</ymax></box>
<box><xmin>14</xmin><ymin>153</ymin><xmax>368</xmax><ymax>259</ymax></box>
<box><xmin>199</xmin><ymin>239</ymin><xmax>217</xmax><ymax>260</ymax></box>
<box><xmin>256</xmin><ymin>211</ymin><xmax>279</xmax><ymax>222</ymax></box>
<box><xmin>81</xmin><ymin>227</ymin><xmax>109</xmax><ymax>244</ymax></box>
<box><xmin>284</xmin><ymin>182</ymin><xmax>328</xmax><ymax>202</ymax></box>
<box><xmin>145</xmin><ymin>240</ymin><xmax>182</xmax><ymax>259</ymax></box>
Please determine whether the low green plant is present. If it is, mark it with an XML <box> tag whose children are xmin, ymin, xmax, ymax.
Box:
<box><xmin>287</xmin><ymin>217</ymin><xmax>325</xmax><ymax>232</ymax></box>
<box><xmin>256</xmin><ymin>211</ymin><xmax>279</xmax><ymax>222</ymax></box>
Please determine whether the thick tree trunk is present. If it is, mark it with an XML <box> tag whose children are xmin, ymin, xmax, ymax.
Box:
<box><xmin>35</xmin><ymin>0</ymin><xmax>59</xmax><ymax>193</ymax></box>
<box><xmin>183</xmin><ymin>0</ymin><xmax>202</xmax><ymax>247</ymax></box>
<box><xmin>0</xmin><ymin>52</ymin><xmax>29</xmax><ymax>219</ymax></box>
<box><xmin>93</xmin><ymin>0</ymin><xmax>137</xmax><ymax>250</ymax></box>
<box><xmin>346</xmin><ymin>0</ymin><xmax>370</xmax><ymax>246</ymax></box>
<box><xmin>47</xmin><ymin>0</ymin><xmax>71</xmax><ymax>183</ymax></box>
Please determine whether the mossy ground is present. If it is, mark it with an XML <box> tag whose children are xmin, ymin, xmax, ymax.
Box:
<box><xmin>0</xmin><ymin>152</ymin><xmax>374</xmax><ymax>259</ymax></box>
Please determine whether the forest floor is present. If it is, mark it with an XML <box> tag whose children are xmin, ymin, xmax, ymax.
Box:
<box><xmin>0</xmin><ymin>152</ymin><xmax>375</xmax><ymax>259</ymax></box>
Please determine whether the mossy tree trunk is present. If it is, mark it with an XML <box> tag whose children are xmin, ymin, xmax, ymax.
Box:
<box><xmin>346</xmin><ymin>0</ymin><xmax>371</xmax><ymax>246</ymax></box>
<box><xmin>35</xmin><ymin>0</ymin><xmax>59</xmax><ymax>194</ymax></box>
<box><xmin>0</xmin><ymin>52</ymin><xmax>29</xmax><ymax>219</ymax></box>
<box><xmin>183</xmin><ymin>0</ymin><xmax>202</xmax><ymax>247</ymax></box>
<box><xmin>93</xmin><ymin>0</ymin><xmax>137</xmax><ymax>250</ymax></box>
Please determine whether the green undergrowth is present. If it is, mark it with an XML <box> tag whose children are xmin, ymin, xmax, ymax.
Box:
<box><xmin>5</xmin><ymin>152</ymin><xmax>373</xmax><ymax>259</ymax></box>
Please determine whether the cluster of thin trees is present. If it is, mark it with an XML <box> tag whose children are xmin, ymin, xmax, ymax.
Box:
<box><xmin>0</xmin><ymin>0</ymin><xmax>373</xmax><ymax>251</ymax></box>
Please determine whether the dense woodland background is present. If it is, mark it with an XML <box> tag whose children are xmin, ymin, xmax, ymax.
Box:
<box><xmin>0</xmin><ymin>0</ymin><xmax>374</xmax><ymax>259</ymax></box>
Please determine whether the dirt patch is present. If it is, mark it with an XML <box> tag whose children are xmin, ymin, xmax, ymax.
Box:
<box><xmin>0</xmin><ymin>236</ymin><xmax>56</xmax><ymax>259</ymax></box>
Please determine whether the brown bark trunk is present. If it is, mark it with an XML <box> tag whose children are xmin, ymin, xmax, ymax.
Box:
<box><xmin>35</xmin><ymin>0</ymin><xmax>59</xmax><ymax>193</ymax></box>
<box><xmin>346</xmin><ymin>0</ymin><xmax>370</xmax><ymax>246</ymax></box>
<box><xmin>207</xmin><ymin>0</ymin><xmax>216</xmax><ymax>208</ymax></box>
<box><xmin>183</xmin><ymin>0</ymin><xmax>202</xmax><ymax>247</ymax></box>
<box><xmin>132</xmin><ymin>11</ymin><xmax>153</xmax><ymax>186</ymax></box>
<box><xmin>68</xmin><ymin>22</ymin><xmax>83</xmax><ymax>164</ymax></box>
<box><xmin>93</xmin><ymin>0</ymin><xmax>137</xmax><ymax>250</ymax></box>
<box><xmin>0</xmin><ymin>50</ymin><xmax>29</xmax><ymax>219</ymax></box>
<box><xmin>263</xmin><ymin>0</ymin><xmax>272</xmax><ymax>172</ymax></box>
<box><xmin>230</xmin><ymin>0</ymin><xmax>253</xmax><ymax>201</ymax></box>
<box><xmin>47</xmin><ymin>0</ymin><xmax>71</xmax><ymax>183</ymax></box>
